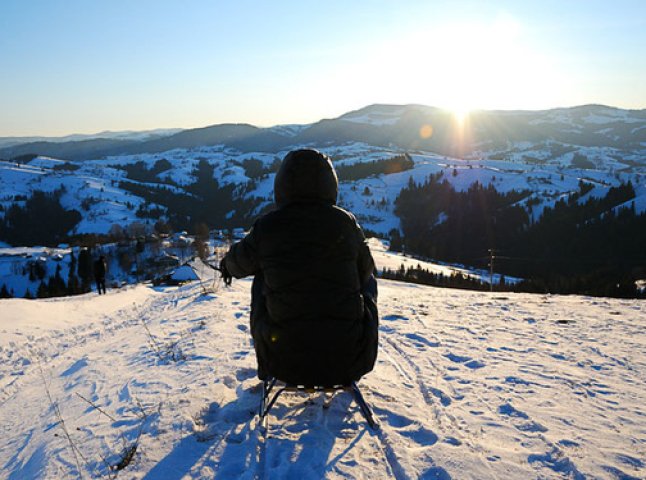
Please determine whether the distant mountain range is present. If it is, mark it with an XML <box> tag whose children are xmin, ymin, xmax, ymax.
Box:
<box><xmin>1</xmin><ymin>104</ymin><xmax>644</xmax><ymax>161</ymax></box>
<box><xmin>0</xmin><ymin>128</ymin><xmax>182</xmax><ymax>149</ymax></box>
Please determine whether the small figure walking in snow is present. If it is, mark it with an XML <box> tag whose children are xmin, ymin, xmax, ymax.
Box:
<box><xmin>94</xmin><ymin>255</ymin><xmax>107</xmax><ymax>295</ymax></box>
<box><xmin>220</xmin><ymin>149</ymin><xmax>379</xmax><ymax>387</ymax></box>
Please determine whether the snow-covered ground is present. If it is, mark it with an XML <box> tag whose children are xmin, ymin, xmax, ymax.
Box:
<box><xmin>1</xmin><ymin>253</ymin><xmax>644</xmax><ymax>479</ymax></box>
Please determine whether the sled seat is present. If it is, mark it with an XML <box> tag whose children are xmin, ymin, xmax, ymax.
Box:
<box><xmin>259</xmin><ymin>377</ymin><xmax>379</xmax><ymax>430</ymax></box>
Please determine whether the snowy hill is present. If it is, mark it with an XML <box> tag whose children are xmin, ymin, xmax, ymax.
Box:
<box><xmin>1</xmin><ymin>141</ymin><xmax>644</xmax><ymax>240</ymax></box>
<box><xmin>1</xmin><ymin>252</ymin><xmax>644</xmax><ymax>479</ymax></box>
<box><xmin>1</xmin><ymin>138</ymin><xmax>645</xmax><ymax>298</ymax></box>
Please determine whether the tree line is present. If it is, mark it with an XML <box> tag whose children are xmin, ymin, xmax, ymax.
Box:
<box><xmin>335</xmin><ymin>154</ymin><xmax>414</xmax><ymax>181</ymax></box>
<box><xmin>0</xmin><ymin>189</ymin><xmax>81</xmax><ymax>246</ymax></box>
<box><xmin>380</xmin><ymin>264</ymin><xmax>491</xmax><ymax>291</ymax></box>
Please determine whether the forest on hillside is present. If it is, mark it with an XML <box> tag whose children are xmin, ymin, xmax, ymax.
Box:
<box><xmin>2</xmin><ymin>154</ymin><xmax>644</xmax><ymax>298</ymax></box>
<box><xmin>393</xmin><ymin>174</ymin><xmax>646</xmax><ymax>297</ymax></box>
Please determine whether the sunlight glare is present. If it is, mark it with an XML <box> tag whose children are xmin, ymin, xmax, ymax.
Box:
<box><xmin>354</xmin><ymin>14</ymin><xmax>562</xmax><ymax>113</ymax></box>
<box><xmin>419</xmin><ymin>124</ymin><xmax>433</xmax><ymax>139</ymax></box>
<box><xmin>451</xmin><ymin>106</ymin><xmax>470</xmax><ymax>126</ymax></box>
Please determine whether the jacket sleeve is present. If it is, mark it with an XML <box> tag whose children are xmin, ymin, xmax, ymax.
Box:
<box><xmin>356</xmin><ymin>225</ymin><xmax>376</xmax><ymax>288</ymax></box>
<box><xmin>223</xmin><ymin>225</ymin><xmax>261</xmax><ymax>278</ymax></box>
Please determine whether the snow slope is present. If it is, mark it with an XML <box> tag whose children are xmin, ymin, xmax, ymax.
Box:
<box><xmin>1</xmin><ymin>253</ymin><xmax>644</xmax><ymax>479</ymax></box>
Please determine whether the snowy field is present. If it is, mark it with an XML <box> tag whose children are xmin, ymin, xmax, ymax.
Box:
<box><xmin>0</xmin><ymin>262</ymin><xmax>645</xmax><ymax>479</ymax></box>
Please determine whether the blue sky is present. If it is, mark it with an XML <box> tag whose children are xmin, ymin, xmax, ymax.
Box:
<box><xmin>1</xmin><ymin>0</ymin><xmax>645</xmax><ymax>136</ymax></box>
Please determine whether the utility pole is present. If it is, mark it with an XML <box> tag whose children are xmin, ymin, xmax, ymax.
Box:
<box><xmin>488</xmin><ymin>248</ymin><xmax>495</xmax><ymax>292</ymax></box>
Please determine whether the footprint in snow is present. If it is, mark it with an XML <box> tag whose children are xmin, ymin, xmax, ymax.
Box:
<box><xmin>374</xmin><ymin>407</ymin><xmax>439</xmax><ymax>446</ymax></box>
<box><xmin>419</xmin><ymin>466</ymin><xmax>451</xmax><ymax>480</ymax></box>
<box><xmin>498</xmin><ymin>403</ymin><xmax>528</xmax><ymax>419</ymax></box>
<box><xmin>558</xmin><ymin>439</ymin><xmax>580</xmax><ymax>448</ymax></box>
<box><xmin>399</xmin><ymin>426</ymin><xmax>438</xmax><ymax>446</ymax></box>
<box><xmin>60</xmin><ymin>357</ymin><xmax>88</xmax><ymax>377</ymax></box>
<box><xmin>444</xmin><ymin>352</ymin><xmax>485</xmax><ymax>369</ymax></box>
<box><xmin>235</xmin><ymin>367</ymin><xmax>256</xmax><ymax>382</ymax></box>
<box><xmin>375</xmin><ymin>409</ymin><xmax>413</xmax><ymax>428</ymax></box>
<box><xmin>429</xmin><ymin>386</ymin><xmax>452</xmax><ymax>406</ymax></box>
<box><xmin>445</xmin><ymin>353</ymin><xmax>471</xmax><ymax>363</ymax></box>
<box><xmin>231</xmin><ymin>350</ymin><xmax>249</xmax><ymax>360</ymax></box>
<box><xmin>498</xmin><ymin>403</ymin><xmax>548</xmax><ymax>433</ymax></box>
<box><xmin>404</xmin><ymin>332</ymin><xmax>440</xmax><ymax>348</ymax></box>
<box><xmin>443</xmin><ymin>436</ymin><xmax>462</xmax><ymax>446</ymax></box>
<box><xmin>517</xmin><ymin>421</ymin><xmax>548</xmax><ymax>432</ymax></box>
<box><xmin>222</xmin><ymin>375</ymin><xmax>236</xmax><ymax>389</ymax></box>
<box><xmin>528</xmin><ymin>447</ymin><xmax>585</xmax><ymax>479</ymax></box>
<box><xmin>465</xmin><ymin>360</ymin><xmax>485</xmax><ymax>369</ymax></box>
<box><xmin>382</xmin><ymin>314</ymin><xmax>409</xmax><ymax>321</ymax></box>
<box><xmin>504</xmin><ymin>376</ymin><xmax>534</xmax><ymax>386</ymax></box>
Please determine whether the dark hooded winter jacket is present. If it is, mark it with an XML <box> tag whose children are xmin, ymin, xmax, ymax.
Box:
<box><xmin>223</xmin><ymin>149</ymin><xmax>378</xmax><ymax>386</ymax></box>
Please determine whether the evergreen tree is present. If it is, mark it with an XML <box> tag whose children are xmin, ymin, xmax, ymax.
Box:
<box><xmin>77</xmin><ymin>248</ymin><xmax>93</xmax><ymax>291</ymax></box>
<box><xmin>0</xmin><ymin>284</ymin><xmax>12</xmax><ymax>298</ymax></box>
<box><xmin>37</xmin><ymin>281</ymin><xmax>48</xmax><ymax>298</ymax></box>
<box><xmin>388</xmin><ymin>229</ymin><xmax>403</xmax><ymax>252</ymax></box>
<box><xmin>0</xmin><ymin>190</ymin><xmax>81</xmax><ymax>246</ymax></box>
<box><xmin>67</xmin><ymin>252</ymin><xmax>79</xmax><ymax>295</ymax></box>
<box><xmin>48</xmin><ymin>265</ymin><xmax>67</xmax><ymax>297</ymax></box>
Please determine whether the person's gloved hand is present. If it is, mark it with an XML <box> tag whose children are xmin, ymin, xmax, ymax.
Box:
<box><xmin>219</xmin><ymin>259</ymin><xmax>233</xmax><ymax>286</ymax></box>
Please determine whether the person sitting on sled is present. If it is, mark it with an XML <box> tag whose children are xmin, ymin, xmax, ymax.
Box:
<box><xmin>220</xmin><ymin>148</ymin><xmax>378</xmax><ymax>387</ymax></box>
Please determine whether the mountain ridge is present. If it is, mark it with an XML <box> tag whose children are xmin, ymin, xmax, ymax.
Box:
<box><xmin>2</xmin><ymin>103</ymin><xmax>644</xmax><ymax>161</ymax></box>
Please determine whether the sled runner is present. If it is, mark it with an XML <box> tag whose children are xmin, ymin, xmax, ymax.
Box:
<box><xmin>259</xmin><ymin>378</ymin><xmax>379</xmax><ymax>430</ymax></box>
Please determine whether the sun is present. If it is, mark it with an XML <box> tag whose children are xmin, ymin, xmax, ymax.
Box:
<box><xmin>450</xmin><ymin>105</ymin><xmax>471</xmax><ymax>126</ymax></box>
<box><xmin>362</xmin><ymin>14</ymin><xmax>560</xmax><ymax>114</ymax></box>
<box><xmin>333</xmin><ymin>15</ymin><xmax>562</xmax><ymax>121</ymax></box>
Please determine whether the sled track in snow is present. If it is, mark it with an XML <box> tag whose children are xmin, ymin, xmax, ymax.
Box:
<box><xmin>372</xmin><ymin>426</ymin><xmax>410</xmax><ymax>480</ymax></box>
<box><xmin>379</xmin><ymin>332</ymin><xmax>506</xmax><ymax>480</ymax></box>
<box><xmin>380</xmin><ymin>335</ymin><xmax>475</xmax><ymax>446</ymax></box>
<box><xmin>381</xmin><ymin>324</ymin><xmax>589</xmax><ymax>479</ymax></box>
<box><xmin>0</xmin><ymin>286</ymin><xmax>199</xmax><ymax>405</ymax></box>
